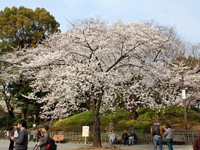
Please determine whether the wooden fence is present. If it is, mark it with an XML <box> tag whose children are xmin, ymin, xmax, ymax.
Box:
<box><xmin>0</xmin><ymin>130</ymin><xmax>199</xmax><ymax>144</ymax></box>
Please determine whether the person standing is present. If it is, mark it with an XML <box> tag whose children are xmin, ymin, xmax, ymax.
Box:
<box><xmin>193</xmin><ymin>132</ymin><xmax>200</xmax><ymax>150</ymax></box>
<box><xmin>34</xmin><ymin>130</ymin><xmax>41</xmax><ymax>142</ymax></box>
<box><xmin>108</xmin><ymin>130</ymin><xmax>115</xmax><ymax>145</ymax></box>
<box><xmin>4</xmin><ymin>130</ymin><xmax>7</xmax><ymax>139</ymax></box>
<box><xmin>10</xmin><ymin>120</ymin><xmax>28</xmax><ymax>150</ymax></box>
<box><xmin>129</xmin><ymin>130</ymin><xmax>137</xmax><ymax>145</ymax></box>
<box><xmin>151</xmin><ymin>120</ymin><xmax>163</xmax><ymax>150</ymax></box>
<box><xmin>6</xmin><ymin>130</ymin><xmax>9</xmax><ymax>140</ymax></box>
<box><xmin>122</xmin><ymin>130</ymin><xmax>129</xmax><ymax>145</ymax></box>
<box><xmin>164</xmin><ymin>123</ymin><xmax>174</xmax><ymax>150</ymax></box>
<box><xmin>9</xmin><ymin>126</ymin><xmax>15</xmax><ymax>150</ymax></box>
<box><xmin>37</xmin><ymin>125</ymin><xmax>50</xmax><ymax>150</ymax></box>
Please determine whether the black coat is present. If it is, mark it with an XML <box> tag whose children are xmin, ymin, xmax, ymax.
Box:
<box><xmin>36</xmin><ymin>131</ymin><xmax>41</xmax><ymax>138</ymax></box>
<box><xmin>130</xmin><ymin>133</ymin><xmax>137</xmax><ymax>140</ymax></box>
<box><xmin>122</xmin><ymin>133</ymin><xmax>129</xmax><ymax>140</ymax></box>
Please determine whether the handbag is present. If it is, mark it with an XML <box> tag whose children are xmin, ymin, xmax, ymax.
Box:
<box><xmin>46</xmin><ymin>143</ymin><xmax>50</xmax><ymax>150</ymax></box>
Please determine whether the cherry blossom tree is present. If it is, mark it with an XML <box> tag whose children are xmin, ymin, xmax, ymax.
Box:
<box><xmin>160</xmin><ymin>62</ymin><xmax>200</xmax><ymax>106</ymax></box>
<box><xmin>1</xmin><ymin>19</ymin><xmax>180</xmax><ymax>146</ymax></box>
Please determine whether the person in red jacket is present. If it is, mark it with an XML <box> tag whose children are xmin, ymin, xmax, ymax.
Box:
<box><xmin>193</xmin><ymin>132</ymin><xmax>200</xmax><ymax>150</ymax></box>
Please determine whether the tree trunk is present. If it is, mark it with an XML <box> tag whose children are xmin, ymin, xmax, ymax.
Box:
<box><xmin>5</xmin><ymin>100</ymin><xmax>15</xmax><ymax>118</ymax></box>
<box><xmin>9</xmin><ymin>107</ymin><xmax>15</xmax><ymax>118</ymax></box>
<box><xmin>131</xmin><ymin>108</ymin><xmax>138</xmax><ymax>120</ymax></box>
<box><xmin>21</xmin><ymin>109</ymin><xmax>27</xmax><ymax>120</ymax></box>
<box><xmin>92</xmin><ymin>110</ymin><xmax>101</xmax><ymax>147</ymax></box>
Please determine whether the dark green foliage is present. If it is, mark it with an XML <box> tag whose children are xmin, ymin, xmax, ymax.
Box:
<box><xmin>12</xmin><ymin>118</ymin><xmax>23</xmax><ymax>126</ymax></box>
<box><xmin>1</xmin><ymin>126</ymin><xmax>8</xmax><ymax>130</ymax></box>
<box><xmin>0</xmin><ymin>6</ymin><xmax>60</xmax><ymax>54</ymax></box>
<box><xmin>175</xmin><ymin>56</ymin><xmax>199</xmax><ymax>69</ymax></box>
<box><xmin>0</xmin><ymin>116</ymin><xmax>19</xmax><ymax>128</ymax></box>
<box><xmin>9</xmin><ymin>79</ymin><xmax>44</xmax><ymax>121</ymax></box>
<box><xmin>137</xmin><ymin>107</ymin><xmax>151</xmax><ymax>115</ymax></box>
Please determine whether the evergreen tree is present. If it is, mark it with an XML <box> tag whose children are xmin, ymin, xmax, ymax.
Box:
<box><xmin>0</xmin><ymin>6</ymin><xmax>60</xmax><ymax>54</ymax></box>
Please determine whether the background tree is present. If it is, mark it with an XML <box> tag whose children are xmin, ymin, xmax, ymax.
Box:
<box><xmin>0</xmin><ymin>6</ymin><xmax>60</xmax><ymax>54</ymax></box>
<box><xmin>0</xmin><ymin>105</ymin><xmax>6</xmax><ymax>118</ymax></box>
<box><xmin>9</xmin><ymin>79</ymin><xmax>33</xmax><ymax>120</ymax></box>
<box><xmin>0</xmin><ymin>78</ymin><xmax>15</xmax><ymax>118</ymax></box>
<box><xmin>0</xmin><ymin>6</ymin><xmax>60</xmax><ymax>122</ymax></box>
<box><xmin>1</xmin><ymin>19</ymin><xmax>180</xmax><ymax>146</ymax></box>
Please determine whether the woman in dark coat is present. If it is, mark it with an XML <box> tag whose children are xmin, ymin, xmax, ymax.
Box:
<box><xmin>9</xmin><ymin>126</ymin><xmax>15</xmax><ymax>150</ymax></box>
<box><xmin>37</xmin><ymin>125</ymin><xmax>49</xmax><ymax>150</ymax></box>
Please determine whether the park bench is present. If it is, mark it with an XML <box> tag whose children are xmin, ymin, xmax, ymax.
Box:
<box><xmin>114</xmin><ymin>135</ymin><xmax>138</xmax><ymax>144</ymax></box>
<box><xmin>53</xmin><ymin>135</ymin><xmax>64</xmax><ymax>143</ymax></box>
<box><xmin>115</xmin><ymin>135</ymin><xmax>122</xmax><ymax>144</ymax></box>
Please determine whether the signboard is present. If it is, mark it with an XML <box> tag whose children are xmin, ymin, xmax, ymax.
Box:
<box><xmin>182</xmin><ymin>90</ymin><xmax>186</xmax><ymax>99</ymax></box>
<box><xmin>82</xmin><ymin>126</ymin><xmax>89</xmax><ymax>137</ymax></box>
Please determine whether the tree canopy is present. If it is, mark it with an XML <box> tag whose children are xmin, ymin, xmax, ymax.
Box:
<box><xmin>1</xmin><ymin>18</ymin><xmax>183</xmax><ymax>146</ymax></box>
<box><xmin>0</xmin><ymin>6</ymin><xmax>60</xmax><ymax>54</ymax></box>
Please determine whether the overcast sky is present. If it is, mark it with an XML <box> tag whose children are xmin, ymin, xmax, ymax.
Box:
<box><xmin>1</xmin><ymin>0</ymin><xmax>199</xmax><ymax>44</ymax></box>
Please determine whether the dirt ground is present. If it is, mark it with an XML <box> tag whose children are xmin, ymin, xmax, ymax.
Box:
<box><xmin>75</xmin><ymin>146</ymin><xmax>122</xmax><ymax>150</ymax></box>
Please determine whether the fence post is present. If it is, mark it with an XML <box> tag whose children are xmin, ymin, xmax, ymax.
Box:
<box><xmin>72</xmin><ymin>132</ymin><xmax>74</xmax><ymax>142</ymax></box>
<box><xmin>192</xmin><ymin>131</ymin><xmax>194</xmax><ymax>142</ymax></box>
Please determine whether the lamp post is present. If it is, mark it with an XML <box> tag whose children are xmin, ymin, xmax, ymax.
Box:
<box><xmin>180</xmin><ymin>73</ymin><xmax>188</xmax><ymax>130</ymax></box>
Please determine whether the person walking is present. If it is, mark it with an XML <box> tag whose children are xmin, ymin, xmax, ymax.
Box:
<box><xmin>122</xmin><ymin>130</ymin><xmax>129</xmax><ymax>145</ymax></box>
<box><xmin>129</xmin><ymin>130</ymin><xmax>137</xmax><ymax>145</ymax></box>
<box><xmin>4</xmin><ymin>130</ymin><xmax>7</xmax><ymax>139</ymax></box>
<box><xmin>9</xmin><ymin>126</ymin><xmax>15</xmax><ymax>150</ymax></box>
<box><xmin>164</xmin><ymin>123</ymin><xmax>174</xmax><ymax>150</ymax></box>
<box><xmin>193</xmin><ymin>132</ymin><xmax>200</xmax><ymax>150</ymax></box>
<box><xmin>108</xmin><ymin>130</ymin><xmax>115</xmax><ymax>145</ymax></box>
<box><xmin>37</xmin><ymin>125</ymin><xmax>50</xmax><ymax>150</ymax></box>
<box><xmin>151</xmin><ymin>120</ymin><xmax>163</xmax><ymax>150</ymax></box>
<box><xmin>10</xmin><ymin>120</ymin><xmax>28</xmax><ymax>150</ymax></box>
<box><xmin>6</xmin><ymin>130</ymin><xmax>9</xmax><ymax>140</ymax></box>
<box><xmin>34</xmin><ymin>130</ymin><xmax>41</xmax><ymax>142</ymax></box>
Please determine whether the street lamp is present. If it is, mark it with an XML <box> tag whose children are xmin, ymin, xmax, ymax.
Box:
<box><xmin>179</xmin><ymin>74</ymin><xmax>188</xmax><ymax>130</ymax></box>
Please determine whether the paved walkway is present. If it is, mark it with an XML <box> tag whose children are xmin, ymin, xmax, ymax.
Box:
<box><xmin>0</xmin><ymin>140</ymin><xmax>193</xmax><ymax>150</ymax></box>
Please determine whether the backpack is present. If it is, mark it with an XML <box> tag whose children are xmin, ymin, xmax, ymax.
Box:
<box><xmin>46</xmin><ymin>139</ymin><xmax>57</xmax><ymax>150</ymax></box>
<box><xmin>152</xmin><ymin>125</ymin><xmax>161</xmax><ymax>136</ymax></box>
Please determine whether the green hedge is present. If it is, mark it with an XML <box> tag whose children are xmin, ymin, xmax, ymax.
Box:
<box><xmin>51</xmin><ymin>106</ymin><xmax>200</xmax><ymax>132</ymax></box>
<box><xmin>51</xmin><ymin>108</ymin><xmax>131</xmax><ymax>132</ymax></box>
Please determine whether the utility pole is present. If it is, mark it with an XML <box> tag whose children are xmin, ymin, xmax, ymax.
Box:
<box><xmin>180</xmin><ymin>73</ymin><xmax>188</xmax><ymax>130</ymax></box>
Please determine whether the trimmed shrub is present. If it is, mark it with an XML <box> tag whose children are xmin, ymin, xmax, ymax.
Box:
<box><xmin>51</xmin><ymin>106</ymin><xmax>200</xmax><ymax>132</ymax></box>
<box><xmin>52</xmin><ymin>108</ymin><xmax>132</xmax><ymax>132</ymax></box>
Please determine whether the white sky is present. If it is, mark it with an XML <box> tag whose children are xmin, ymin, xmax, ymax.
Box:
<box><xmin>0</xmin><ymin>0</ymin><xmax>199</xmax><ymax>44</ymax></box>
